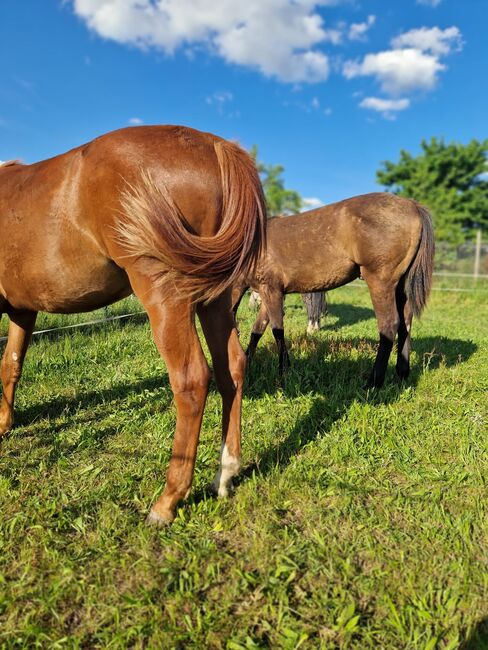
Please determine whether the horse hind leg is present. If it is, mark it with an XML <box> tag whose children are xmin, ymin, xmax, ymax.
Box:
<box><xmin>197</xmin><ymin>289</ymin><xmax>245</xmax><ymax>498</ymax></box>
<box><xmin>395</xmin><ymin>281</ymin><xmax>413</xmax><ymax>381</ymax></box>
<box><xmin>128</xmin><ymin>271</ymin><xmax>211</xmax><ymax>525</ymax></box>
<box><xmin>362</xmin><ymin>271</ymin><xmax>400</xmax><ymax>388</ymax></box>
<box><xmin>0</xmin><ymin>310</ymin><xmax>37</xmax><ymax>437</ymax></box>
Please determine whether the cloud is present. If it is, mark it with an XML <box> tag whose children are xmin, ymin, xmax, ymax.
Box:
<box><xmin>344</xmin><ymin>47</ymin><xmax>444</xmax><ymax>95</ymax></box>
<box><xmin>359</xmin><ymin>96</ymin><xmax>410</xmax><ymax>119</ymax></box>
<box><xmin>128</xmin><ymin>117</ymin><xmax>143</xmax><ymax>125</ymax></box>
<box><xmin>417</xmin><ymin>0</ymin><xmax>442</xmax><ymax>6</ymax></box>
<box><xmin>348</xmin><ymin>15</ymin><xmax>375</xmax><ymax>41</ymax></box>
<box><xmin>391</xmin><ymin>26</ymin><xmax>462</xmax><ymax>56</ymax></box>
<box><xmin>302</xmin><ymin>197</ymin><xmax>324</xmax><ymax>210</ymax></box>
<box><xmin>344</xmin><ymin>25</ymin><xmax>462</xmax><ymax>96</ymax></box>
<box><xmin>71</xmin><ymin>0</ymin><xmax>340</xmax><ymax>83</ymax></box>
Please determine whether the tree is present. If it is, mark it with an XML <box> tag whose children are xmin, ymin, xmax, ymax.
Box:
<box><xmin>377</xmin><ymin>138</ymin><xmax>488</xmax><ymax>244</ymax></box>
<box><xmin>250</xmin><ymin>145</ymin><xmax>302</xmax><ymax>216</ymax></box>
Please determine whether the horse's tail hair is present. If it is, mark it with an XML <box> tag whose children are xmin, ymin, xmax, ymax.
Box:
<box><xmin>405</xmin><ymin>203</ymin><xmax>435</xmax><ymax>318</ymax></box>
<box><xmin>116</xmin><ymin>139</ymin><xmax>266</xmax><ymax>304</ymax></box>
<box><xmin>301</xmin><ymin>292</ymin><xmax>327</xmax><ymax>328</ymax></box>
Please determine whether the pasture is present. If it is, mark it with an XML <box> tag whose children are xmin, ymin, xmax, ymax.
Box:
<box><xmin>0</xmin><ymin>282</ymin><xmax>487</xmax><ymax>648</ymax></box>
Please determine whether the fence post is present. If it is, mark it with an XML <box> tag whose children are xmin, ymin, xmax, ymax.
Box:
<box><xmin>474</xmin><ymin>229</ymin><xmax>482</xmax><ymax>281</ymax></box>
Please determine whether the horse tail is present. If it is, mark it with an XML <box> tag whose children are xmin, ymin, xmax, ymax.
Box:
<box><xmin>117</xmin><ymin>139</ymin><xmax>266</xmax><ymax>304</ymax></box>
<box><xmin>405</xmin><ymin>203</ymin><xmax>435</xmax><ymax>318</ymax></box>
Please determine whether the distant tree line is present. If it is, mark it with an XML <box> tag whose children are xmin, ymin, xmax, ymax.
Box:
<box><xmin>377</xmin><ymin>138</ymin><xmax>488</xmax><ymax>245</ymax></box>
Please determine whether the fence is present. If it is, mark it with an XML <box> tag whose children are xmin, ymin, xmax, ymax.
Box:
<box><xmin>434</xmin><ymin>230</ymin><xmax>487</xmax><ymax>279</ymax></box>
<box><xmin>1</xmin><ymin>233</ymin><xmax>486</xmax><ymax>341</ymax></box>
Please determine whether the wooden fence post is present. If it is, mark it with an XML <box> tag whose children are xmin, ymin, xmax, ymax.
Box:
<box><xmin>474</xmin><ymin>229</ymin><xmax>482</xmax><ymax>280</ymax></box>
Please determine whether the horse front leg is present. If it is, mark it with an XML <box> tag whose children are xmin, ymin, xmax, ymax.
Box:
<box><xmin>262</xmin><ymin>289</ymin><xmax>289</xmax><ymax>377</ymax></box>
<box><xmin>0</xmin><ymin>310</ymin><xmax>37</xmax><ymax>437</ymax></box>
<box><xmin>246</xmin><ymin>300</ymin><xmax>269</xmax><ymax>362</ymax></box>
<box><xmin>197</xmin><ymin>289</ymin><xmax>246</xmax><ymax>498</ymax></box>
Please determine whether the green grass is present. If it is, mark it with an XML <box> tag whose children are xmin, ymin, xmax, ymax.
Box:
<box><xmin>0</xmin><ymin>283</ymin><xmax>487</xmax><ymax>648</ymax></box>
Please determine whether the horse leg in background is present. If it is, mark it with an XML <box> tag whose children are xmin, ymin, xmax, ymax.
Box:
<box><xmin>0</xmin><ymin>310</ymin><xmax>37</xmax><ymax>436</ymax></box>
<box><xmin>262</xmin><ymin>289</ymin><xmax>290</xmax><ymax>377</ymax></box>
<box><xmin>362</xmin><ymin>272</ymin><xmax>400</xmax><ymax>388</ymax></box>
<box><xmin>231</xmin><ymin>283</ymin><xmax>248</xmax><ymax>324</ymax></box>
<box><xmin>322</xmin><ymin>292</ymin><xmax>329</xmax><ymax>319</ymax></box>
<box><xmin>246</xmin><ymin>300</ymin><xmax>270</xmax><ymax>362</ymax></box>
<box><xmin>197</xmin><ymin>289</ymin><xmax>245</xmax><ymax>497</ymax></box>
<box><xmin>129</xmin><ymin>274</ymin><xmax>211</xmax><ymax>525</ymax></box>
<box><xmin>395</xmin><ymin>282</ymin><xmax>414</xmax><ymax>381</ymax></box>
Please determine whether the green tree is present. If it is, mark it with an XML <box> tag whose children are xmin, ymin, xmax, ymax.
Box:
<box><xmin>251</xmin><ymin>145</ymin><xmax>302</xmax><ymax>216</ymax></box>
<box><xmin>377</xmin><ymin>137</ymin><xmax>488</xmax><ymax>244</ymax></box>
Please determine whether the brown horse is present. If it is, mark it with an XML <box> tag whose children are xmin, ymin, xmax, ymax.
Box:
<box><xmin>232</xmin><ymin>192</ymin><xmax>434</xmax><ymax>387</ymax></box>
<box><xmin>0</xmin><ymin>125</ymin><xmax>266</xmax><ymax>524</ymax></box>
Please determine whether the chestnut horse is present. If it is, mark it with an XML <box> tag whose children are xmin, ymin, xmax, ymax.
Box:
<box><xmin>233</xmin><ymin>192</ymin><xmax>434</xmax><ymax>387</ymax></box>
<box><xmin>0</xmin><ymin>125</ymin><xmax>266</xmax><ymax>524</ymax></box>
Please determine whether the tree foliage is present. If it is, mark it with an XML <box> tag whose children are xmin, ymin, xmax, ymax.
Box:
<box><xmin>251</xmin><ymin>145</ymin><xmax>302</xmax><ymax>216</ymax></box>
<box><xmin>377</xmin><ymin>138</ymin><xmax>488</xmax><ymax>243</ymax></box>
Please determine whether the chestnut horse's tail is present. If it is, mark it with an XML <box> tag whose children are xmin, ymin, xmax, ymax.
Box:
<box><xmin>117</xmin><ymin>140</ymin><xmax>266</xmax><ymax>303</ymax></box>
<box><xmin>405</xmin><ymin>203</ymin><xmax>435</xmax><ymax>317</ymax></box>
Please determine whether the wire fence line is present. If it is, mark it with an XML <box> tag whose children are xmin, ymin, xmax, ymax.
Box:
<box><xmin>0</xmin><ymin>270</ymin><xmax>485</xmax><ymax>342</ymax></box>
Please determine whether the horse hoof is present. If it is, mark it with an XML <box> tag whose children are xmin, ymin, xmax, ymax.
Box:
<box><xmin>146</xmin><ymin>508</ymin><xmax>174</xmax><ymax>527</ymax></box>
<box><xmin>210</xmin><ymin>480</ymin><xmax>232</xmax><ymax>498</ymax></box>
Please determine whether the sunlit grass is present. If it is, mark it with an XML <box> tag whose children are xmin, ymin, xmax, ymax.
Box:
<box><xmin>0</xmin><ymin>284</ymin><xmax>487</xmax><ymax>648</ymax></box>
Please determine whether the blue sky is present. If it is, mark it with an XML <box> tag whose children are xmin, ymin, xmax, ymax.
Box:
<box><xmin>1</xmin><ymin>0</ymin><xmax>486</xmax><ymax>206</ymax></box>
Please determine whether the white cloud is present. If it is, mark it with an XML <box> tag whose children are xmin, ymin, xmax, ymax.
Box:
<box><xmin>344</xmin><ymin>47</ymin><xmax>444</xmax><ymax>95</ymax></box>
<box><xmin>349</xmin><ymin>15</ymin><xmax>375</xmax><ymax>41</ymax></box>
<box><xmin>391</xmin><ymin>26</ymin><xmax>462</xmax><ymax>56</ymax></box>
<box><xmin>302</xmin><ymin>197</ymin><xmax>324</xmax><ymax>210</ymax></box>
<box><xmin>359</xmin><ymin>96</ymin><xmax>410</xmax><ymax>119</ymax></box>
<box><xmin>417</xmin><ymin>0</ymin><xmax>442</xmax><ymax>6</ymax></box>
<box><xmin>71</xmin><ymin>0</ymin><xmax>339</xmax><ymax>83</ymax></box>
<box><xmin>206</xmin><ymin>91</ymin><xmax>233</xmax><ymax>105</ymax></box>
<box><xmin>343</xmin><ymin>24</ymin><xmax>462</xmax><ymax>116</ymax></box>
<box><xmin>128</xmin><ymin>116</ymin><xmax>143</xmax><ymax>125</ymax></box>
<box><xmin>344</xmin><ymin>25</ymin><xmax>462</xmax><ymax>96</ymax></box>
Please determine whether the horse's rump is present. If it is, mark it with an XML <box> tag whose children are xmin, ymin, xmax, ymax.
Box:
<box><xmin>116</xmin><ymin>139</ymin><xmax>266</xmax><ymax>304</ymax></box>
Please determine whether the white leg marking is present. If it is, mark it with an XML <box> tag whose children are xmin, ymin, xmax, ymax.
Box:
<box><xmin>212</xmin><ymin>443</ymin><xmax>240</xmax><ymax>498</ymax></box>
<box><xmin>12</xmin><ymin>352</ymin><xmax>18</xmax><ymax>361</ymax></box>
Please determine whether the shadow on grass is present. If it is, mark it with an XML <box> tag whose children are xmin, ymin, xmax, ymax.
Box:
<box><xmin>3</xmin><ymin>322</ymin><xmax>478</xmax><ymax>500</ymax></box>
<box><xmin>462</xmin><ymin>617</ymin><xmax>488</xmax><ymax>649</ymax></box>
<box><xmin>191</xmin><ymin>333</ymin><xmax>477</xmax><ymax>502</ymax></box>
<box><xmin>324</xmin><ymin>302</ymin><xmax>374</xmax><ymax>329</ymax></box>
<box><xmin>242</xmin><ymin>334</ymin><xmax>476</xmax><ymax>474</ymax></box>
<box><xmin>245</xmin><ymin>334</ymin><xmax>477</xmax><ymax>400</ymax></box>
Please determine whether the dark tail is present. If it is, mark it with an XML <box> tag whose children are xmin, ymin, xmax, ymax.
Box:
<box><xmin>117</xmin><ymin>139</ymin><xmax>266</xmax><ymax>303</ymax></box>
<box><xmin>405</xmin><ymin>203</ymin><xmax>435</xmax><ymax>317</ymax></box>
<box><xmin>301</xmin><ymin>292</ymin><xmax>326</xmax><ymax>325</ymax></box>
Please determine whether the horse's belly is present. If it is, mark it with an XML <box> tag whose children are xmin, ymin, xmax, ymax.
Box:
<box><xmin>282</xmin><ymin>256</ymin><xmax>359</xmax><ymax>293</ymax></box>
<box><xmin>0</xmin><ymin>256</ymin><xmax>131</xmax><ymax>314</ymax></box>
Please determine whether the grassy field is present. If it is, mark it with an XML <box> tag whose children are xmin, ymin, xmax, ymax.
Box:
<box><xmin>0</xmin><ymin>282</ymin><xmax>487</xmax><ymax>648</ymax></box>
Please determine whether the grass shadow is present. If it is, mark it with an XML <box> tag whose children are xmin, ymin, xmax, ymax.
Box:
<box><xmin>462</xmin><ymin>617</ymin><xmax>488</xmax><ymax>649</ymax></box>
<box><xmin>232</xmin><ymin>334</ymin><xmax>477</xmax><ymax>482</ymax></box>
<box><xmin>324</xmin><ymin>302</ymin><xmax>374</xmax><ymax>329</ymax></box>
